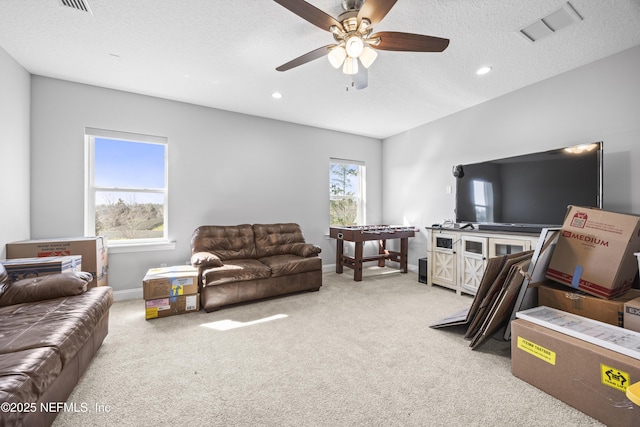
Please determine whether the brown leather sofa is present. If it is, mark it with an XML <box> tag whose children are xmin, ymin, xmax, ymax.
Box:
<box><xmin>190</xmin><ymin>223</ymin><xmax>322</xmax><ymax>312</ymax></box>
<box><xmin>0</xmin><ymin>263</ymin><xmax>112</xmax><ymax>427</ymax></box>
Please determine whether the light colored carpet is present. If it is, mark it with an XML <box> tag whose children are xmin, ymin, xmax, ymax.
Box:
<box><xmin>53</xmin><ymin>268</ymin><xmax>603</xmax><ymax>426</ymax></box>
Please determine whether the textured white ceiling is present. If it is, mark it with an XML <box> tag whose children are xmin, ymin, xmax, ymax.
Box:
<box><xmin>1</xmin><ymin>0</ymin><xmax>640</xmax><ymax>139</ymax></box>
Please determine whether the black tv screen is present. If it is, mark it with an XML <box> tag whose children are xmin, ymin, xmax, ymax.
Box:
<box><xmin>455</xmin><ymin>142</ymin><xmax>603</xmax><ymax>230</ymax></box>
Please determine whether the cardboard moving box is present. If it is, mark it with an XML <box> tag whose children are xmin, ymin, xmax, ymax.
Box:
<box><xmin>6</xmin><ymin>237</ymin><xmax>108</xmax><ymax>288</ymax></box>
<box><xmin>537</xmin><ymin>280</ymin><xmax>640</xmax><ymax>327</ymax></box>
<box><xmin>145</xmin><ymin>294</ymin><xmax>200</xmax><ymax>320</ymax></box>
<box><xmin>511</xmin><ymin>317</ymin><xmax>640</xmax><ymax>427</ymax></box>
<box><xmin>1</xmin><ymin>256</ymin><xmax>81</xmax><ymax>282</ymax></box>
<box><xmin>624</xmin><ymin>297</ymin><xmax>640</xmax><ymax>333</ymax></box>
<box><xmin>143</xmin><ymin>265</ymin><xmax>199</xmax><ymax>300</ymax></box>
<box><xmin>546</xmin><ymin>206</ymin><xmax>640</xmax><ymax>299</ymax></box>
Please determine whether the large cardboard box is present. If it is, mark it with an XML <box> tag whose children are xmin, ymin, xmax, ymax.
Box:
<box><xmin>511</xmin><ymin>317</ymin><xmax>640</xmax><ymax>426</ymax></box>
<box><xmin>1</xmin><ymin>256</ymin><xmax>81</xmax><ymax>282</ymax></box>
<box><xmin>546</xmin><ymin>206</ymin><xmax>640</xmax><ymax>299</ymax></box>
<box><xmin>145</xmin><ymin>294</ymin><xmax>200</xmax><ymax>320</ymax></box>
<box><xmin>6</xmin><ymin>237</ymin><xmax>108</xmax><ymax>288</ymax></box>
<box><xmin>143</xmin><ymin>265</ymin><xmax>199</xmax><ymax>300</ymax></box>
<box><xmin>624</xmin><ymin>297</ymin><xmax>640</xmax><ymax>333</ymax></box>
<box><xmin>537</xmin><ymin>280</ymin><xmax>640</xmax><ymax>327</ymax></box>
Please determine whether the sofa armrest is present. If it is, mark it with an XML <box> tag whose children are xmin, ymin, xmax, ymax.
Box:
<box><xmin>0</xmin><ymin>271</ymin><xmax>92</xmax><ymax>307</ymax></box>
<box><xmin>191</xmin><ymin>251</ymin><xmax>224</xmax><ymax>268</ymax></box>
<box><xmin>290</xmin><ymin>243</ymin><xmax>322</xmax><ymax>257</ymax></box>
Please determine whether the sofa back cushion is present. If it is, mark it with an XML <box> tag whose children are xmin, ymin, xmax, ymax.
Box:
<box><xmin>253</xmin><ymin>223</ymin><xmax>308</xmax><ymax>258</ymax></box>
<box><xmin>191</xmin><ymin>224</ymin><xmax>257</xmax><ymax>261</ymax></box>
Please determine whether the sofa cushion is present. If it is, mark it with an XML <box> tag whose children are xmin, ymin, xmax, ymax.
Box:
<box><xmin>0</xmin><ymin>347</ymin><xmax>62</xmax><ymax>406</ymax></box>
<box><xmin>202</xmin><ymin>259</ymin><xmax>271</xmax><ymax>287</ymax></box>
<box><xmin>191</xmin><ymin>224</ymin><xmax>257</xmax><ymax>261</ymax></box>
<box><xmin>0</xmin><ymin>287</ymin><xmax>113</xmax><ymax>365</ymax></box>
<box><xmin>259</xmin><ymin>255</ymin><xmax>322</xmax><ymax>278</ymax></box>
<box><xmin>0</xmin><ymin>272</ymin><xmax>92</xmax><ymax>307</ymax></box>
<box><xmin>253</xmin><ymin>223</ymin><xmax>318</xmax><ymax>258</ymax></box>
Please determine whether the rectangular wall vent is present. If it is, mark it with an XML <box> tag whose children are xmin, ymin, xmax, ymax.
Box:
<box><xmin>58</xmin><ymin>0</ymin><xmax>93</xmax><ymax>15</ymax></box>
<box><xmin>520</xmin><ymin>2</ymin><xmax>582</xmax><ymax>43</ymax></box>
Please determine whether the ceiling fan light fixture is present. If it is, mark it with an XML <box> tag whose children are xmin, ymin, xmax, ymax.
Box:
<box><xmin>345</xmin><ymin>35</ymin><xmax>364</xmax><ymax>58</ymax></box>
<box><xmin>343</xmin><ymin>57</ymin><xmax>358</xmax><ymax>75</ymax></box>
<box><xmin>359</xmin><ymin>46</ymin><xmax>378</xmax><ymax>68</ymax></box>
<box><xmin>328</xmin><ymin>46</ymin><xmax>347</xmax><ymax>68</ymax></box>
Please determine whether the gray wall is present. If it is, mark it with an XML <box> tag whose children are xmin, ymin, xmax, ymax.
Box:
<box><xmin>382</xmin><ymin>45</ymin><xmax>640</xmax><ymax>266</ymax></box>
<box><xmin>0</xmin><ymin>47</ymin><xmax>30</xmax><ymax>258</ymax></box>
<box><xmin>29</xmin><ymin>77</ymin><xmax>382</xmax><ymax>295</ymax></box>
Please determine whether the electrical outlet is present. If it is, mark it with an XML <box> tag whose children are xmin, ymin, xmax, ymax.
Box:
<box><xmin>160</xmin><ymin>263</ymin><xmax>167</xmax><ymax>267</ymax></box>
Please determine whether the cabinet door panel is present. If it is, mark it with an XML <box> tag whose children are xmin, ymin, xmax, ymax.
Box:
<box><xmin>460</xmin><ymin>236</ymin><xmax>488</xmax><ymax>295</ymax></box>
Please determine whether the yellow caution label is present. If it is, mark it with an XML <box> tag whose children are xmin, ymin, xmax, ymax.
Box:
<box><xmin>601</xmin><ymin>364</ymin><xmax>630</xmax><ymax>392</ymax></box>
<box><xmin>170</xmin><ymin>285</ymin><xmax>183</xmax><ymax>296</ymax></box>
<box><xmin>145</xmin><ymin>307</ymin><xmax>159</xmax><ymax>319</ymax></box>
<box><xmin>517</xmin><ymin>336</ymin><xmax>556</xmax><ymax>365</ymax></box>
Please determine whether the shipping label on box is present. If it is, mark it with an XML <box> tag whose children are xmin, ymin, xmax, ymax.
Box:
<box><xmin>145</xmin><ymin>294</ymin><xmax>200</xmax><ymax>320</ymax></box>
<box><xmin>546</xmin><ymin>206</ymin><xmax>640</xmax><ymax>299</ymax></box>
<box><xmin>1</xmin><ymin>256</ymin><xmax>82</xmax><ymax>282</ymax></box>
<box><xmin>143</xmin><ymin>265</ymin><xmax>199</xmax><ymax>300</ymax></box>
<box><xmin>6</xmin><ymin>237</ymin><xmax>108</xmax><ymax>288</ymax></box>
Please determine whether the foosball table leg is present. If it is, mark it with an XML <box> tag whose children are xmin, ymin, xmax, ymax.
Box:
<box><xmin>354</xmin><ymin>241</ymin><xmax>364</xmax><ymax>281</ymax></box>
<box><xmin>335</xmin><ymin>239</ymin><xmax>344</xmax><ymax>274</ymax></box>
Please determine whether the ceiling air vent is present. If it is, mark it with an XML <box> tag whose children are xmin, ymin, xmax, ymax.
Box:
<box><xmin>58</xmin><ymin>0</ymin><xmax>93</xmax><ymax>15</ymax></box>
<box><xmin>520</xmin><ymin>2</ymin><xmax>582</xmax><ymax>43</ymax></box>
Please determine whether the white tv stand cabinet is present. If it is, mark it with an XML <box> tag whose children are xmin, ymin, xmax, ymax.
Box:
<box><xmin>426</xmin><ymin>227</ymin><xmax>540</xmax><ymax>296</ymax></box>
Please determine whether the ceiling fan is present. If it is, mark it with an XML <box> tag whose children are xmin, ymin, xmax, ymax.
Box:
<box><xmin>273</xmin><ymin>0</ymin><xmax>450</xmax><ymax>89</ymax></box>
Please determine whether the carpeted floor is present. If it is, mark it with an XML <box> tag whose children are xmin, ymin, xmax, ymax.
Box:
<box><xmin>52</xmin><ymin>268</ymin><xmax>603</xmax><ymax>426</ymax></box>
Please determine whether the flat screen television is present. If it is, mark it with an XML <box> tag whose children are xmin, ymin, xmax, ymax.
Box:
<box><xmin>454</xmin><ymin>142</ymin><xmax>603</xmax><ymax>232</ymax></box>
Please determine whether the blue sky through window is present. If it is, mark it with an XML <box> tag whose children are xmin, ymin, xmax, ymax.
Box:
<box><xmin>95</xmin><ymin>138</ymin><xmax>165</xmax><ymax>188</ymax></box>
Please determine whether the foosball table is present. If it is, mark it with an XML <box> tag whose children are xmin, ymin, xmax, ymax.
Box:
<box><xmin>329</xmin><ymin>225</ymin><xmax>419</xmax><ymax>282</ymax></box>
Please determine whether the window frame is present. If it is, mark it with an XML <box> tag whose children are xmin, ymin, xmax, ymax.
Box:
<box><xmin>84</xmin><ymin>127</ymin><xmax>170</xmax><ymax>249</ymax></box>
<box><xmin>329</xmin><ymin>158</ymin><xmax>366</xmax><ymax>226</ymax></box>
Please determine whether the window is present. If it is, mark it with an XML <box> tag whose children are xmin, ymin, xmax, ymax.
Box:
<box><xmin>85</xmin><ymin>128</ymin><xmax>168</xmax><ymax>244</ymax></box>
<box><xmin>329</xmin><ymin>158</ymin><xmax>365</xmax><ymax>226</ymax></box>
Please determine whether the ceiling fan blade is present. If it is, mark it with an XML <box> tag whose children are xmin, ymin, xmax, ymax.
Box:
<box><xmin>273</xmin><ymin>0</ymin><xmax>343</xmax><ymax>32</ymax></box>
<box><xmin>353</xmin><ymin>61</ymin><xmax>368</xmax><ymax>90</ymax></box>
<box><xmin>370</xmin><ymin>31</ymin><xmax>450</xmax><ymax>52</ymax></box>
<box><xmin>357</xmin><ymin>0</ymin><xmax>398</xmax><ymax>26</ymax></box>
<box><xmin>276</xmin><ymin>45</ymin><xmax>334</xmax><ymax>71</ymax></box>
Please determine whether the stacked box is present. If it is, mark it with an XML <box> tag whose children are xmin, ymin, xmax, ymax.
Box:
<box><xmin>1</xmin><ymin>256</ymin><xmax>82</xmax><ymax>282</ymax></box>
<box><xmin>546</xmin><ymin>206</ymin><xmax>640</xmax><ymax>299</ymax></box>
<box><xmin>536</xmin><ymin>280</ymin><xmax>640</xmax><ymax>327</ymax></box>
<box><xmin>6</xmin><ymin>237</ymin><xmax>108</xmax><ymax>288</ymax></box>
<box><xmin>143</xmin><ymin>265</ymin><xmax>200</xmax><ymax>320</ymax></box>
<box><xmin>624</xmin><ymin>297</ymin><xmax>640</xmax><ymax>333</ymax></box>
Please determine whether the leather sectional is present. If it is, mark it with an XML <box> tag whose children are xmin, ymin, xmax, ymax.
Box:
<box><xmin>0</xmin><ymin>263</ymin><xmax>112</xmax><ymax>427</ymax></box>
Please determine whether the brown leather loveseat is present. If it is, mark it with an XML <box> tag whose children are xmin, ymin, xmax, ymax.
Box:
<box><xmin>0</xmin><ymin>263</ymin><xmax>112</xmax><ymax>427</ymax></box>
<box><xmin>190</xmin><ymin>223</ymin><xmax>322</xmax><ymax>312</ymax></box>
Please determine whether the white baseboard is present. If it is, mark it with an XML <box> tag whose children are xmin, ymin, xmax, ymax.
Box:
<box><xmin>323</xmin><ymin>264</ymin><xmax>418</xmax><ymax>273</ymax></box>
<box><xmin>113</xmin><ymin>288</ymin><xmax>142</xmax><ymax>302</ymax></box>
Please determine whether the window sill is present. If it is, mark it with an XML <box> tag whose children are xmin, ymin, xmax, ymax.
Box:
<box><xmin>108</xmin><ymin>241</ymin><xmax>176</xmax><ymax>254</ymax></box>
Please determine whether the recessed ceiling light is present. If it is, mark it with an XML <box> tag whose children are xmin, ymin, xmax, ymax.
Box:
<box><xmin>272</xmin><ymin>92</ymin><xmax>283</xmax><ymax>99</ymax></box>
<box><xmin>476</xmin><ymin>66</ymin><xmax>492</xmax><ymax>75</ymax></box>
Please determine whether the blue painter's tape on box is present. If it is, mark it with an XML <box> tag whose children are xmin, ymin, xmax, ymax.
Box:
<box><xmin>1</xmin><ymin>256</ymin><xmax>82</xmax><ymax>282</ymax></box>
